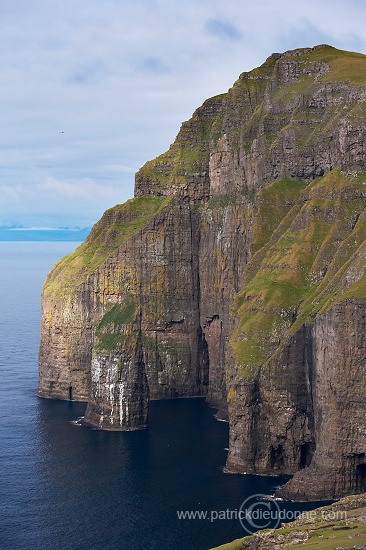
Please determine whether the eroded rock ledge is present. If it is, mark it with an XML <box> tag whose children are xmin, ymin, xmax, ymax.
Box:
<box><xmin>38</xmin><ymin>45</ymin><xmax>366</xmax><ymax>501</ymax></box>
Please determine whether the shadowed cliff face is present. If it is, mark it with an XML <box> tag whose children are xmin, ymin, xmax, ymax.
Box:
<box><xmin>38</xmin><ymin>45</ymin><xmax>366</xmax><ymax>500</ymax></box>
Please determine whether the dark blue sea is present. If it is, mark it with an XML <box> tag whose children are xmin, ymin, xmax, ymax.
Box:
<box><xmin>0</xmin><ymin>242</ymin><xmax>322</xmax><ymax>550</ymax></box>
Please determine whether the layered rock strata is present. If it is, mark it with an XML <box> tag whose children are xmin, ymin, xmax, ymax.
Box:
<box><xmin>39</xmin><ymin>45</ymin><xmax>366</xmax><ymax>499</ymax></box>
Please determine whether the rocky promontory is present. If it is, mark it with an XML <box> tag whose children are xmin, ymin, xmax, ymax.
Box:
<box><xmin>38</xmin><ymin>45</ymin><xmax>366</xmax><ymax>501</ymax></box>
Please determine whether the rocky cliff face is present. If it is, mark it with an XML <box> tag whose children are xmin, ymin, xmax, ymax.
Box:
<box><xmin>38</xmin><ymin>45</ymin><xmax>366</xmax><ymax>500</ymax></box>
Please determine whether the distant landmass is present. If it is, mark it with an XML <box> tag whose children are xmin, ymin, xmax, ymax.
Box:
<box><xmin>0</xmin><ymin>226</ymin><xmax>91</xmax><ymax>241</ymax></box>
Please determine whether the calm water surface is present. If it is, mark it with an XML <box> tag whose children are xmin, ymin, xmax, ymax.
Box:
<box><xmin>0</xmin><ymin>242</ymin><xmax>321</xmax><ymax>550</ymax></box>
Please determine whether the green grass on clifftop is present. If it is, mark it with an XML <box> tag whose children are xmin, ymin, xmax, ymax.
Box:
<box><xmin>44</xmin><ymin>197</ymin><xmax>171</xmax><ymax>296</ymax></box>
<box><xmin>296</xmin><ymin>45</ymin><xmax>366</xmax><ymax>84</ymax></box>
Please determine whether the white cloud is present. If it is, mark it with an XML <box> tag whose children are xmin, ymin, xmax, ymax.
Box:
<box><xmin>0</xmin><ymin>178</ymin><xmax>127</xmax><ymax>227</ymax></box>
<box><xmin>1</xmin><ymin>0</ymin><xmax>366</xmax><ymax>227</ymax></box>
<box><xmin>8</xmin><ymin>227</ymin><xmax>62</xmax><ymax>231</ymax></box>
<box><xmin>104</xmin><ymin>163</ymin><xmax>137</xmax><ymax>174</ymax></box>
<box><xmin>36</xmin><ymin>177</ymin><xmax>123</xmax><ymax>202</ymax></box>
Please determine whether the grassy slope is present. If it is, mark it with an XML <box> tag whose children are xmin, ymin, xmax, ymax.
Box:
<box><xmin>298</xmin><ymin>45</ymin><xmax>366</xmax><ymax>84</ymax></box>
<box><xmin>231</xmin><ymin>169</ymin><xmax>366</xmax><ymax>376</ymax></box>
<box><xmin>212</xmin><ymin>493</ymin><xmax>366</xmax><ymax>549</ymax></box>
<box><xmin>95</xmin><ymin>295</ymin><xmax>137</xmax><ymax>351</ymax></box>
<box><xmin>43</xmin><ymin>197</ymin><xmax>171</xmax><ymax>296</ymax></box>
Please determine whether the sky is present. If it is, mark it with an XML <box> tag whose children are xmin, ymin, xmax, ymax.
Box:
<box><xmin>1</xmin><ymin>0</ymin><xmax>366</xmax><ymax>228</ymax></box>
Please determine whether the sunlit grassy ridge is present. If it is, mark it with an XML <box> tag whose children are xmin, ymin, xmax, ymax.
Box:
<box><xmin>44</xmin><ymin>197</ymin><xmax>171</xmax><ymax>296</ymax></box>
<box><xmin>297</xmin><ymin>45</ymin><xmax>366</xmax><ymax>84</ymax></box>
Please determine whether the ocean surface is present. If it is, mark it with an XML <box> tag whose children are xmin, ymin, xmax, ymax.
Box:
<box><xmin>0</xmin><ymin>242</ymin><xmax>322</xmax><ymax>550</ymax></box>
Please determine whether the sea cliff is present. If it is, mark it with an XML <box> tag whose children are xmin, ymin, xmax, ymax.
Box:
<box><xmin>38</xmin><ymin>45</ymin><xmax>366</xmax><ymax>501</ymax></box>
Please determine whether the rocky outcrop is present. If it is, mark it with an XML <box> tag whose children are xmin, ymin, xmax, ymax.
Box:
<box><xmin>38</xmin><ymin>45</ymin><xmax>366</xmax><ymax>501</ymax></box>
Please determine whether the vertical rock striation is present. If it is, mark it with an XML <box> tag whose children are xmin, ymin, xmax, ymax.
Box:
<box><xmin>39</xmin><ymin>45</ymin><xmax>366</xmax><ymax>500</ymax></box>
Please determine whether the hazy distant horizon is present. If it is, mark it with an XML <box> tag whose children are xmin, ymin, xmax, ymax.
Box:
<box><xmin>0</xmin><ymin>225</ymin><xmax>90</xmax><ymax>242</ymax></box>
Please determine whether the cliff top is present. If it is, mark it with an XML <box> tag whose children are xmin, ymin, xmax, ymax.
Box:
<box><xmin>245</xmin><ymin>44</ymin><xmax>366</xmax><ymax>84</ymax></box>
